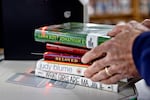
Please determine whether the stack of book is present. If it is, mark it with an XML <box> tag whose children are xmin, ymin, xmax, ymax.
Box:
<box><xmin>33</xmin><ymin>22</ymin><xmax>121</xmax><ymax>92</ymax></box>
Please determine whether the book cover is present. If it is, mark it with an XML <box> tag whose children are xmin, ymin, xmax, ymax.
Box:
<box><xmin>46</xmin><ymin>43</ymin><xmax>89</xmax><ymax>55</ymax></box>
<box><xmin>35</xmin><ymin>59</ymin><xmax>89</xmax><ymax>76</ymax></box>
<box><xmin>35</xmin><ymin>69</ymin><xmax>119</xmax><ymax>92</ymax></box>
<box><xmin>34</xmin><ymin>22</ymin><xmax>113</xmax><ymax>48</ymax></box>
<box><xmin>43</xmin><ymin>51</ymin><xmax>83</xmax><ymax>64</ymax></box>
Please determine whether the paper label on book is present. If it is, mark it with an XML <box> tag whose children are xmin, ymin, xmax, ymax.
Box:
<box><xmin>86</xmin><ymin>32</ymin><xmax>110</xmax><ymax>48</ymax></box>
<box><xmin>86</xmin><ymin>33</ymin><xmax>98</xmax><ymax>48</ymax></box>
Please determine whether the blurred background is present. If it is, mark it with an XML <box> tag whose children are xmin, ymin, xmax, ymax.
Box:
<box><xmin>88</xmin><ymin>0</ymin><xmax>150</xmax><ymax>24</ymax></box>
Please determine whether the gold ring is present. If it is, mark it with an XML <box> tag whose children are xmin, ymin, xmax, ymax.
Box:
<box><xmin>105</xmin><ymin>67</ymin><xmax>112</xmax><ymax>76</ymax></box>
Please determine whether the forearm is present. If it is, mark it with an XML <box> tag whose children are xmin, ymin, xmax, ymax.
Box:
<box><xmin>132</xmin><ymin>31</ymin><xmax>150</xmax><ymax>86</ymax></box>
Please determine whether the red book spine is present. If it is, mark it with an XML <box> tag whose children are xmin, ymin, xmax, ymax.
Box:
<box><xmin>43</xmin><ymin>51</ymin><xmax>83</xmax><ymax>64</ymax></box>
<box><xmin>46</xmin><ymin>43</ymin><xmax>89</xmax><ymax>55</ymax></box>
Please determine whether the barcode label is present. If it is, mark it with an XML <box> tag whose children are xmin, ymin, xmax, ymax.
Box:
<box><xmin>86</xmin><ymin>34</ymin><xmax>98</xmax><ymax>48</ymax></box>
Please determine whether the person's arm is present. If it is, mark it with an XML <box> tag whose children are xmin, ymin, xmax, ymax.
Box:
<box><xmin>132</xmin><ymin>31</ymin><xmax>150</xmax><ymax>86</ymax></box>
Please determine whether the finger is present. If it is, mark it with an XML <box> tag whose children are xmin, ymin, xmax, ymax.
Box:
<box><xmin>100</xmin><ymin>74</ymin><xmax>123</xmax><ymax>84</ymax></box>
<box><xmin>142</xmin><ymin>19</ymin><xmax>150</xmax><ymax>29</ymax></box>
<box><xmin>90</xmin><ymin>67</ymin><xmax>110</xmax><ymax>82</ymax></box>
<box><xmin>107</xmin><ymin>64</ymin><xmax>121</xmax><ymax>75</ymax></box>
<box><xmin>81</xmin><ymin>44</ymin><xmax>106</xmax><ymax>64</ymax></box>
<box><xmin>107</xmin><ymin>23</ymin><xmax>125</xmax><ymax>37</ymax></box>
<box><xmin>84</xmin><ymin>58</ymin><xmax>108</xmax><ymax>78</ymax></box>
<box><xmin>89</xmin><ymin>64</ymin><xmax>120</xmax><ymax>82</ymax></box>
<box><xmin>128</xmin><ymin>20</ymin><xmax>149</xmax><ymax>32</ymax></box>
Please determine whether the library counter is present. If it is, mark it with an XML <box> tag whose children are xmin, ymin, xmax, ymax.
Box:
<box><xmin>0</xmin><ymin>60</ymin><xmax>136</xmax><ymax>100</ymax></box>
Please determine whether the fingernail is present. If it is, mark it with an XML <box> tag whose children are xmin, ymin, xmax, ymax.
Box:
<box><xmin>81</xmin><ymin>57</ymin><xmax>87</xmax><ymax>64</ymax></box>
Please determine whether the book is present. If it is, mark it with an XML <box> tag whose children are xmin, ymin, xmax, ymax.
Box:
<box><xmin>35</xmin><ymin>69</ymin><xmax>119</xmax><ymax>92</ymax></box>
<box><xmin>46</xmin><ymin>43</ymin><xmax>89</xmax><ymax>55</ymax></box>
<box><xmin>43</xmin><ymin>51</ymin><xmax>83</xmax><ymax>64</ymax></box>
<box><xmin>36</xmin><ymin>59</ymin><xmax>128</xmax><ymax>82</ymax></box>
<box><xmin>34</xmin><ymin>22</ymin><xmax>113</xmax><ymax>48</ymax></box>
<box><xmin>35</xmin><ymin>59</ymin><xmax>88</xmax><ymax>76</ymax></box>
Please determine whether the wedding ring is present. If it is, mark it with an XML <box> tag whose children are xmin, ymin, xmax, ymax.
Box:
<box><xmin>105</xmin><ymin>67</ymin><xmax>112</xmax><ymax>76</ymax></box>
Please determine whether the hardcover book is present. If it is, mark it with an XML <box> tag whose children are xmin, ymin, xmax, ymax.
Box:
<box><xmin>43</xmin><ymin>51</ymin><xmax>83</xmax><ymax>64</ymax></box>
<box><xmin>34</xmin><ymin>22</ymin><xmax>113</xmax><ymax>48</ymax></box>
<box><xmin>46</xmin><ymin>43</ymin><xmax>89</xmax><ymax>55</ymax></box>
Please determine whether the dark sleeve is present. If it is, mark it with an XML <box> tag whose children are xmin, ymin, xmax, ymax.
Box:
<box><xmin>132</xmin><ymin>31</ymin><xmax>150</xmax><ymax>86</ymax></box>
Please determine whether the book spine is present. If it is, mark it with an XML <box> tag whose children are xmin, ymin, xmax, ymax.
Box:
<box><xmin>43</xmin><ymin>52</ymin><xmax>83</xmax><ymax>64</ymax></box>
<box><xmin>35</xmin><ymin>69</ymin><xmax>118</xmax><ymax>92</ymax></box>
<box><xmin>36</xmin><ymin>60</ymin><xmax>88</xmax><ymax>76</ymax></box>
<box><xmin>34</xmin><ymin>29</ymin><xmax>110</xmax><ymax>48</ymax></box>
<box><xmin>46</xmin><ymin>43</ymin><xmax>89</xmax><ymax>55</ymax></box>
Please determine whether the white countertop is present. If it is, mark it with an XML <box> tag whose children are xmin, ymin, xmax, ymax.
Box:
<box><xmin>0</xmin><ymin>60</ymin><xmax>136</xmax><ymax>100</ymax></box>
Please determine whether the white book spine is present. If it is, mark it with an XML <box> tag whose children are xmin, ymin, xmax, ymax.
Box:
<box><xmin>36</xmin><ymin>60</ymin><xmax>87</xmax><ymax>76</ymax></box>
<box><xmin>35</xmin><ymin>69</ymin><xmax>118</xmax><ymax>92</ymax></box>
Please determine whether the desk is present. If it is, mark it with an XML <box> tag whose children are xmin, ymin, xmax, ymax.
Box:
<box><xmin>0</xmin><ymin>60</ymin><xmax>136</xmax><ymax>100</ymax></box>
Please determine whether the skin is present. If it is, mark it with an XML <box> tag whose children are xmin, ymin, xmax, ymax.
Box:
<box><xmin>81</xmin><ymin>20</ymin><xmax>150</xmax><ymax>84</ymax></box>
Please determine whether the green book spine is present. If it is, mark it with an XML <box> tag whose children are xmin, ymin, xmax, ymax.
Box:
<box><xmin>34</xmin><ymin>22</ymin><xmax>112</xmax><ymax>48</ymax></box>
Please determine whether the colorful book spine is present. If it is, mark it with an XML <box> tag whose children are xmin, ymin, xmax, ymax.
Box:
<box><xmin>36</xmin><ymin>59</ymin><xmax>88</xmax><ymax>76</ymax></box>
<box><xmin>46</xmin><ymin>43</ymin><xmax>89</xmax><ymax>55</ymax></box>
<box><xmin>34</xmin><ymin>28</ymin><xmax>110</xmax><ymax>49</ymax></box>
<box><xmin>43</xmin><ymin>52</ymin><xmax>83</xmax><ymax>64</ymax></box>
<box><xmin>35</xmin><ymin>69</ymin><xmax>119</xmax><ymax>92</ymax></box>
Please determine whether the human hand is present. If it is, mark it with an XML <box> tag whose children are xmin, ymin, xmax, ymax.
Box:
<box><xmin>81</xmin><ymin>24</ymin><xmax>142</xmax><ymax>84</ymax></box>
<box><xmin>107</xmin><ymin>20</ymin><xmax>150</xmax><ymax>37</ymax></box>
<box><xmin>141</xmin><ymin>19</ymin><xmax>150</xmax><ymax>29</ymax></box>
